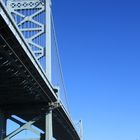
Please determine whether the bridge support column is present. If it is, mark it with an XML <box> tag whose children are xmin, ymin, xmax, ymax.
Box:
<box><xmin>45</xmin><ymin>110</ymin><xmax>53</xmax><ymax>140</ymax></box>
<box><xmin>0</xmin><ymin>112</ymin><xmax>6</xmax><ymax>140</ymax></box>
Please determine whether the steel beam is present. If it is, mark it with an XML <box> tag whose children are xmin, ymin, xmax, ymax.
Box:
<box><xmin>0</xmin><ymin>111</ymin><xmax>6</xmax><ymax>140</ymax></box>
<box><xmin>4</xmin><ymin>115</ymin><xmax>42</xmax><ymax>140</ymax></box>
<box><xmin>45</xmin><ymin>0</ymin><xmax>52</xmax><ymax>82</ymax></box>
<box><xmin>45</xmin><ymin>110</ymin><xmax>53</xmax><ymax>140</ymax></box>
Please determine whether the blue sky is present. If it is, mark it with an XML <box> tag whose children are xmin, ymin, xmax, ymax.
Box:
<box><xmin>53</xmin><ymin>0</ymin><xmax>140</xmax><ymax>140</ymax></box>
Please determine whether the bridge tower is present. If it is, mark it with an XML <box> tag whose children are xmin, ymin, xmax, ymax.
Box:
<box><xmin>0</xmin><ymin>0</ymin><xmax>81</xmax><ymax>139</ymax></box>
<box><xmin>0</xmin><ymin>0</ymin><xmax>56</xmax><ymax>140</ymax></box>
<box><xmin>7</xmin><ymin>0</ymin><xmax>52</xmax><ymax>82</ymax></box>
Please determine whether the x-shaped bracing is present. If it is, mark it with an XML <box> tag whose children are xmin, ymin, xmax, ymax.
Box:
<box><xmin>4</xmin><ymin>115</ymin><xmax>43</xmax><ymax>140</ymax></box>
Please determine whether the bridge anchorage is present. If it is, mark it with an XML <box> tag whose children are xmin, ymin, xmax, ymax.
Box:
<box><xmin>0</xmin><ymin>0</ymin><xmax>81</xmax><ymax>140</ymax></box>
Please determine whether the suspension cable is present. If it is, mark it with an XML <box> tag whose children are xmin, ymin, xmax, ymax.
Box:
<box><xmin>51</xmin><ymin>11</ymin><xmax>71</xmax><ymax>115</ymax></box>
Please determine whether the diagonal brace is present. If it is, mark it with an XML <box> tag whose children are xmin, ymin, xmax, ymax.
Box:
<box><xmin>4</xmin><ymin>115</ymin><xmax>43</xmax><ymax>140</ymax></box>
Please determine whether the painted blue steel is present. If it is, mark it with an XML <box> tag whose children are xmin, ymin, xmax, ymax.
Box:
<box><xmin>0</xmin><ymin>0</ymin><xmax>81</xmax><ymax>139</ymax></box>
<box><xmin>5</xmin><ymin>0</ymin><xmax>46</xmax><ymax>72</ymax></box>
<box><xmin>3</xmin><ymin>0</ymin><xmax>70</xmax><ymax>113</ymax></box>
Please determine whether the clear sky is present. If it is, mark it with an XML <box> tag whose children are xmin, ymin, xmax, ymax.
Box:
<box><xmin>52</xmin><ymin>0</ymin><xmax>140</xmax><ymax>140</ymax></box>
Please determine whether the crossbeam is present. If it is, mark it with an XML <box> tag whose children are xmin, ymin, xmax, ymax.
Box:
<box><xmin>4</xmin><ymin>115</ymin><xmax>42</xmax><ymax>140</ymax></box>
<box><xmin>1</xmin><ymin>102</ymin><xmax>60</xmax><ymax>140</ymax></box>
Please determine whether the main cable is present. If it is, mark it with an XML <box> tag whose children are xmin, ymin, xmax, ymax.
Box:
<box><xmin>51</xmin><ymin>11</ymin><xmax>71</xmax><ymax>115</ymax></box>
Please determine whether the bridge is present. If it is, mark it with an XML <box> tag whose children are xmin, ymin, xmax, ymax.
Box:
<box><xmin>0</xmin><ymin>0</ymin><xmax>81</xmax><ymax>140</ymax></box>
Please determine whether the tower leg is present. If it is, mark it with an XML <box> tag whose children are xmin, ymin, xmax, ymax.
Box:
<box><xmin>0</xmin><ymin>111</ymin><xmax>6</xmax><ymax>139</ymax></box>
<box><xmin>45</xmin><ymin>110</ymin><xmax>53</xmax><ymax>140</ymax></box>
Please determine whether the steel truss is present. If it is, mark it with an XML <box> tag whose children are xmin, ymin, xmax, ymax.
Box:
<box><xmin>4</xmin><ymin>115</ymin><xmax>42</xmax><ymax>140</ymax></box>
<box><xmin>0</xmin><ymin>102</ymin><xmax>60</xmax><ymax>140</ymax></box>
<box><xmin>7</xmin><ymin>0</ymin><xmax>45</xmax><ymax>60</ymax></box>
<box><xmin>6</xmin><ymin>0</ymin><xmax>52</xmax><ymax>81</ymax></box>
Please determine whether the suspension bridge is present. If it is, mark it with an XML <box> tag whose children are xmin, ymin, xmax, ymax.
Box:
<box><xmin>0</xmin><ymin>0</ymin><xmax>81</xmax><ymax>139</ymax></box>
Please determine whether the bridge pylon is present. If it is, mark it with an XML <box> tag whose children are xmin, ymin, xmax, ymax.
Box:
<box><xmin>0</xmin><ymin>0</ymin><xmax>55</xmax><ymax>139</ymax></box>
<box><xmin>7</xmin><ymin>0</ymin><xmax>52</xmax><ymax>81</ymax></box>
<box><xmin>0</xmin><ymin>0</ymin><xmax>81</xmax><ymax>139</ymax></box>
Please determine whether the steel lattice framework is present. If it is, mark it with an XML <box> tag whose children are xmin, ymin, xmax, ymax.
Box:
<box><xmin>7</xmin><ymin>0</ymin><xmax>51</xmax><ymax>81</ymax></box>
<box><xmin>0</xmin><ymin>0</ymin><xmax>81</xmax><ymax>139</ymax></box>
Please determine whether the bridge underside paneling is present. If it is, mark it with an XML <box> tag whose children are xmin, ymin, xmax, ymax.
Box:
<box><xmin>0</xmin><ymin>12</ymin><xmax>80</xmax><ymax>140</ymax></box>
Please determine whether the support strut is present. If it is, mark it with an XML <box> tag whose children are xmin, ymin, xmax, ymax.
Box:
<box><xmin>4</xmin><ymin>115</ymin><xmax>42</xmax><ymax>140</ymax></box>
<box><xmin>45</xmin><ymin>110</ymin><xmax>53</xmax><ymax>140</ymax></box>
<box><xmin>0</xmin><ymin>111</ymin><xmax>6</xmax><ymax>140</ymax></box>
<box><xmin>2</xmin><ymin>102</ymin><xmax>60</xmax><ymax>140</ymax></box>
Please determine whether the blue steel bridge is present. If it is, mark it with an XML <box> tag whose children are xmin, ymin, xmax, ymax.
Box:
<box><xmin>0</xmin><ymin>0</ymin><xmax>81</xmax><ymax>140</ymax></box>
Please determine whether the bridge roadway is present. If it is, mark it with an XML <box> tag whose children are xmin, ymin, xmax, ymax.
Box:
<box><xmin>0</xmin><ymin>1</ymin><xmax>80</xmax><ymax>140</ymax></box>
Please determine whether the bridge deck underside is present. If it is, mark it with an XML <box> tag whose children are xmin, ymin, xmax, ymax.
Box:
<box><xmin>0</xmin><ymin>14</ymin><xmax>80</xmax><ymax>140</ymax></box>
